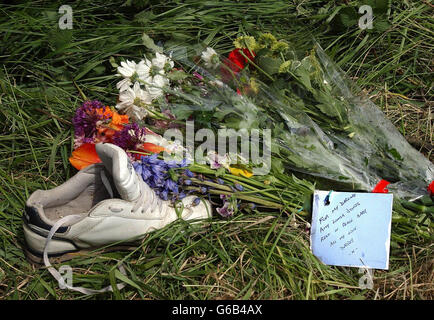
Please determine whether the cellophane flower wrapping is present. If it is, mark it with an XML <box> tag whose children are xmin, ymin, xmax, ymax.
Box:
<box><xmin>144</xmin><ymin>37</ymin><xmax>432</xmax><ymax>199</ymax></box>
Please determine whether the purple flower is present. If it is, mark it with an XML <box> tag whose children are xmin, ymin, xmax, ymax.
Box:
<box><xmin>234</xmin><ymin>183</ymin><xmax>244</xmax><ymax>191</ymax></box>
<box><xmin>166</xmin><ymin>160</ymin><xmax>179</xmax><ymax>169</ymax></box>
<box><xmin>72</xmin><ymin>100</ymin><xmax>109</xmax><ymax>144</ymax></box>
<box><xmin>133</xmin><ymin>154</ymin><xmax>190</xmax><ymax>202</ymax></box>
<box><xmin>192</xmin><ymin>197</ymin><xmax>201</xmax><ymax>206</ymax></box>
<box><xmin>141</xmin><ymin>166</ymin><xmax>152</xmax><ymax>181</ymax></box>
<box><xmin>193</xmin><ymin>72</ymin><xmax>204</xmax><ymax>81</ymax></box>
<box><xmin>112</xmin><ymin>123</ymin><xmax>146</xmax><ymax>151</ymax></box>
<box><xmin>216</xmin><ymin>201</ymin><xmax>234</xmax><ymax>217</ymax></box>
<box><xmin>145</xmin><ymin>153</ymin><xmax>160</xmax><ymax>164</ymax></box>
<box><xmin>206</xmin><ymin>151</ymin><xmax>230</xmax><ymax>170</ymax></box>
<box><xmin>133</xmin><ymin>162</ymin><xmax>143</xmax><ymax>175</ymax></box>
<box><xmin>160</xmin><ymin>189</ymin><xmax>169</xmax><ymax>201</ymax></box>
<box><xmin>216</xmin><ymin>194</ymin><xmax>235</xmax><ymax>217</ymax></box>
<box><xmin>165</xmin><ymin>179</ymin><xmax>178</xmax><ymax>193</ymax></box>
<box><xmin>220</xmin><ymin>194</ymin><xmax>229</xmax><ymax>201</ymax></box>
<box><xmin>200</xmin><ymin>186</ymin><xmax>208</xmax><ymax>194</ymax></box>
<box><xmin>184</xmin><ymin>169</ymin><xmax>194</xmax><ymax>178</ymax></box>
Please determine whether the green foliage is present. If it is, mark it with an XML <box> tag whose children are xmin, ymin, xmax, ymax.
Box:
<box><xmin>0</xmin><ymin>0</ymin><xmax>432</xmax><ymax>300</ymax></box>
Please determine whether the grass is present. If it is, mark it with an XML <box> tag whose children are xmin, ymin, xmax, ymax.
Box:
<box><xmin>0</xmin><ymin>0</ymin><xmax>432</xmax><ymax>299</ymax></box>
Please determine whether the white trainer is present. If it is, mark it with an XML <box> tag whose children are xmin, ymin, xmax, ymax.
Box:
<box><xmin>23</xmin><ymin>143</ymin><xmax>212</xmax><ymax>265</ymax></box>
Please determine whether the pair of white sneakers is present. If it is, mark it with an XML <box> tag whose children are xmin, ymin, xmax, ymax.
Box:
<box><xmin>23</xmin><ymin>143</ymin><xmax>212</xmax><ymax>265</ymax></box>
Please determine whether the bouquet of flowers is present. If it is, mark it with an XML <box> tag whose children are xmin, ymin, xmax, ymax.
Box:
<box><xmin>68</xmin><ymin>32</ymin><xmax>434</xmax><ymax>220</ymax></box>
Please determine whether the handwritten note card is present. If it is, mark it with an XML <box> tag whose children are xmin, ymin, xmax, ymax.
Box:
<box><xmin>310</xmin><ymin>190</ymin><xmax>393</xmax><ymax>270</ymax></box>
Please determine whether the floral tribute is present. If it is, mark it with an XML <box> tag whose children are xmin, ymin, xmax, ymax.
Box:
<box><xmin>68</xmin><ymin>32</ymin><xmax>433</xmax><ymax>217</ymax></box>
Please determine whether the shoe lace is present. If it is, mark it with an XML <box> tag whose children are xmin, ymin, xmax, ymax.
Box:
<box><xmin>101</xmin><ymin>169</ymin><xmax>162</xmax><ymax>215</ymax></box>
<box><xmin>43</xmin><ymin>171</ymin><xmax>162</xmax><ymax>295</ymax></box>
<box><xmin>131</xmin><ymin>175</ymin><xmax>164</xmax><ymax>215</ymax></box>
<box><xmin>43</xmin><ymin>214</ymin><xmax>127</xmax><ymax>295</ymax></box>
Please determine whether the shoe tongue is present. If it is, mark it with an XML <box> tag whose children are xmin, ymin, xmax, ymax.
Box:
<box><xmin>95</xmin><ymin>143</ymin><xmax>141</xmax><ymax>201</ymax></box>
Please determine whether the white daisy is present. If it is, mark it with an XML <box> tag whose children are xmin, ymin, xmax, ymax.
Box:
<box><xmin>201</xmin><ymin>47</ymin><xmax>219</xmax><ymax>69</ymax></box>
<box><xmin>151</xmin><ymin>52</ymin><xmax>174</xmax><ymax>72</ymax></box>
<box><xmin>145</xmin><ymin>73</ymin><xmax>169</xmax><ymax>99</ymax></box>
<box><xmin>138</xmin><ymin>53</ymin><xmax>173</xmax><ymax>98</ymax></box>
<box><xmin>116</xmin><ymin>59</ymin><xmax>150</xmax><ymax>92</ymax></box>
<box><xmin>116</xmin><ymin>78</ymin><xmax>133</xmax><ymax>93</ymax></box>
<box><xmin>115</xmin><ymin>82</ymin><xmax>154</xmax><ymax>120</ymax></box>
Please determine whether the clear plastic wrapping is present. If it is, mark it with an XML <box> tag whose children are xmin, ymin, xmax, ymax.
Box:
<box><xmin>124</xmin><ymin>37</ymin><xmax>434</xmax><ymax>199</ymax></box>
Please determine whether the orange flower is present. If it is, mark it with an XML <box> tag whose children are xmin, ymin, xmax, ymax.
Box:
<box><xmin>110</xmin><ymin>111</ymin><xmax>129</xmax><ymax>130</ymax></box>
<box><xmin>139</xmin><ymin>143</ymin><xmax>166</xmax><ymax>154</ymax></box>
<box><xmin>130</xmin><ymin>143</ymin><xmax>167</xmax><ymax>160</ymax></box>
<box><xmin>95</xmin><ymin>106</ymin><xmax>129</xmax><ymax>130</ymax></box>
<box><xmin>95</xmin><ymin>107</ymin><xmax>113</xmax><ymax>118</ymax></box>
<box><xmin>96</xmin><ymin>127</ymin><xmax>117</xmax><ymax>143</ymax></box>
<box><xmin>95</xmin><ymin>108</ymin><xmax>129</xmax><ymax>142</ymax></box>
<box><xmin>69</xmin><ymin>143</ymin><xmax>101</xmax><ymax>170</ymax></box>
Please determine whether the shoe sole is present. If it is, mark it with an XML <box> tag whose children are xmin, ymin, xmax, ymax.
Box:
<box><xmin>24</xmin><ymin>244</ymin><xmax>139</xmax><ymax>267</ymax></box>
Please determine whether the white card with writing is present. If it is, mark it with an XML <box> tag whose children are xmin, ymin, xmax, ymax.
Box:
<box><xmin>310</xmin><ymin>190</ymin><xmax>393</xmax><ymax>270</ymax></box>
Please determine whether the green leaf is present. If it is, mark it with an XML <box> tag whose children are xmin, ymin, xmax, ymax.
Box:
<box><xmin>339</xmin><ymin>7</ymin><xmax>359</xmax><ymax>27</ymax></box>
<box><xmin>257</xmin><ymin>56</ymin><xmax>282</xmax><ymax>75</ymax></box>
<box><xmin>317</xmin><ymin>103</ymin><xmax>339</xmax><ymax>117</ymax></box>
<box><xmin>109</xmin><ymin>56</ymin><xmax>118</xmax><ymax>68</ymax></box>
<box><xmin>38</xmin><ymin>277</ymin><xmax>57</xmax><ymax>298</ymax></box>
<box><xmin>271</xmin><ymin>158</ymin><xmax>284</xmax><ymax>174</ymax></box>
<box><xmin>109</xmin><ymin>269</ymin><xmax>122</xmax><ymax>299</ymax></box>
<box><xmin>326</xmin><ymin>6</ymin><xmax>343</xmax><ymax>24</ymax></box>
<box><xmin>294</xmin><ymin>60</ymin><xmax>312</xmax><ymax>90</ymax></box>
<box><xmin>168</xmin><ymin>168</ymin><xmax>179</xmax><ymax>181</ymax></box>
<box><xmin>169</xmin><ymin>104</ymin><xmax>194</xmax><ymax>120</ymax></box>
<box><xmin>114</xmin><ymin>269</ymin><xmax>143</xmax><ymax>292</ymax></box>
<box><xmin>142</xmin><ymin>33</ymin><xmax>162</xmax><ymax>53</ymax></box>
<box><xmin>74</xmin><ymin>60</ymin><xmax>104</xmax><ymax>80</ymax></box>
<box><xmin>387</xmin><ymin>147</ymin><xmax>403</xmax><ymax>161</ymax></box>
<box><xmin>373</xmin><ymin>18</ymin><xmax>391</xmax><ymax>32</ymax></box>
<box><xmin>215</xmin><ymin>167</ymin><xmax>226</xmax><ymax>177</ymax></box>
<box><xmin>167</xmin><ymin>70</ymin><xmax>188</xmax><ymax>81</ymax></box>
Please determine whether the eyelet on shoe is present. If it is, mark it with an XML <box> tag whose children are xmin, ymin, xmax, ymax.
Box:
<box><xmin>109</xmin><ymin>206</ymin><xmax>123</xmax><ymax>213</ymax></box>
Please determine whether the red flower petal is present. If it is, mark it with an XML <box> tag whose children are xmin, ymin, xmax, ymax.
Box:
<box><xmin>139</xmin><ymin>143</ymin><xmax>166</xmax><ymax>154</ymax></box>
<box><xmin>69</xmin><ymin>143</ymin><xmax>101</xmax><ymax>170</ymax></box>
<box><xmin>428</xmin><ymin>181</ymin><xmax>434</xmax><ymax>196</ymax></box>
<box><xmin>228</xmin><ymin>49</ymin><xmax>246</xmax><ymax>72</ymax></box>
<box><xmin>227</xmin><ymin>48</ymin><xmax>256</xmax><ymax>73</ymax></box>
<box><xmin>372</xmin><ymin>179</ymin><xmax>390</xmax><ymax>193</ymax></box>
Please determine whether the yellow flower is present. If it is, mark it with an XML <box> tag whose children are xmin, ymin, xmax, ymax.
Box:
<box><xmin>229</xmin><ymin>167</ymin><xmax>253</xmax><ymax>178</ymax></box>
<box><xmin>257</xmin><ymin>33</ymin><xmax>277</xmax><ymax>49</ymax></box>
<box><xmin>271</xmin><ymin>41</ymin><xmax>289</xmax><ymax>53</ymax></box>
<box><xmin>234</xmin><ymin>36</ymin><xmax>257</xmax><ymax>51</ymax></box>
<box><xmin>249</xmin><ymin>77</ymin><xmax>260</xmax><ymax>94</ymax></box>
<box><xmin>278</xmin><ymin>60</ymin><xmax>292</xmax><ymax>74</ymax></box>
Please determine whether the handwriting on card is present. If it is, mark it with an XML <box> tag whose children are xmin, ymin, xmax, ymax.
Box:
<box><xmin>311</xmin><ymin>190</ymin><xmax>393</xmax><ymax>270</ymax></box>
<box><xmin>316</xmin><ymin>193</ymin><xmax>370</xmax><ymax>255</ymax></box>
